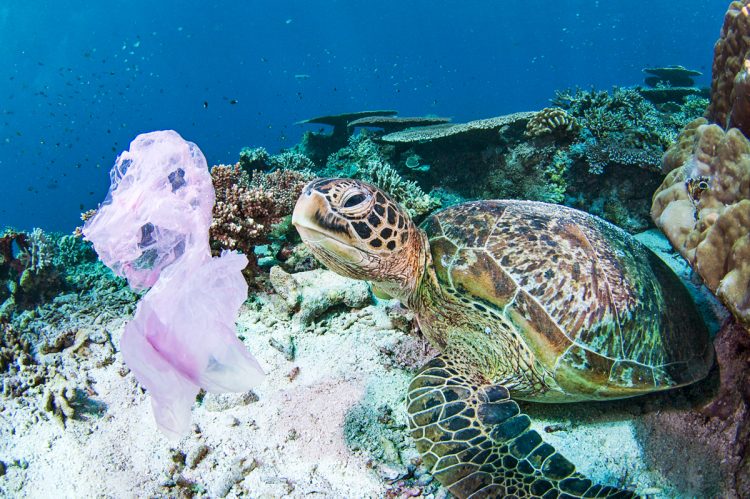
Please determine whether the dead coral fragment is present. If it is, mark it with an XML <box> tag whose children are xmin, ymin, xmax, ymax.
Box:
<box><xmin>0</xmin><ymin>323</ymin><xmax>46</xmax><ymax>398</ymax></box>
<box><xmin>525</xmin><ymin>107</ymin><xmax>578</xmax><ymax>138</ymax></box>
<box><xmin>652</xmin><ymin>123</ymin><xmax>750</xmax><ymax>323</ymax></box>
<box><xmin>42</xmin><ymin>377</ymin><xmax>78</xmax><ymax>426</ymax></box>
<box><xmin>269</xmin><ymin>266</ymin><xmax>371</xmax><ymax>324</ymax></box>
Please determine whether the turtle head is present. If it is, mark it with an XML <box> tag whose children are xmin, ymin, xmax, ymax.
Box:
<box><xmin>292</xmin><ymin>178</ymin><xmax>425</xmax><ymax>297</ymax></box>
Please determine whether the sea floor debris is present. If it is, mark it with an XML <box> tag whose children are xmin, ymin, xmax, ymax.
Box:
<box><xmin>0</xmin><ymin>267</ymin><xmax>740</xmax><ymax>497</ymax></box>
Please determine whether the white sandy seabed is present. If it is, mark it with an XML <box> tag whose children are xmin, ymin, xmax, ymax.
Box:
<box><xmin>0</xmin><ymin>268</ymin><xmax>725</xmax><ymax>498</ymax></box>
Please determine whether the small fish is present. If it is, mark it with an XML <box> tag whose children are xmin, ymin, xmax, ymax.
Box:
<box><xmin>294</xmin><ymin>74</ymin><xmax>310</xmax><ymax>80</ymax></box>
<box><xmin>203</xmin><ymin>101</ymin><xmax>208</xmax><ymax>109</ymax></box>
<box><xmin>229</xmin><ymin>99</ymin><xmax>238</xmax><ymax>105</ymax></box>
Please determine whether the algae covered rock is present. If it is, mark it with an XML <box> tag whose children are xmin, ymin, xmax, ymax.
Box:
<box><xmin>269</xmin><ymin>266</ymin><xmax>371</xmax><ymax>324</ymax></box>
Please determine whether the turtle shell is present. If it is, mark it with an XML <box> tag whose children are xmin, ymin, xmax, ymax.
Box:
<box><xmin>421</xmin><ymin>200</ymin><xmax>713</xmax><ymax>398</ymax></box>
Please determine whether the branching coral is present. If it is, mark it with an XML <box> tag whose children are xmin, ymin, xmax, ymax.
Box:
<box><xmin>652</xmin><ymin>123</ymin><xmax>750</xmax><ymax>324</ymax></box>
<box><xmin>553</xmin><ymin>87</ymin><xmax>677</xmax><ymax>148</ymax></box>
<box><xmin>210</xmin><ymin>163</ymin><xmax>313</xmax><ymax>267</ymax></box>
<box><xmin>359</xmin><ymin>159</ymin><xmax>440</xmax><ymax>218</ymax></box>
<box><xmin>325</xmin><ymin>134</ymin><xmax>440</xmax><ymax>218</ymax></box>
<box><xmin>239</xmin><ymin>147</ymin><xmax>271</xmax><ymax>172</ymax></box>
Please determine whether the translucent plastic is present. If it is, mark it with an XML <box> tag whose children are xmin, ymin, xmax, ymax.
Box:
<box><xmin>83</xmin><ymin>130</ymin><xmax>264</xmax><ymax>439</ymax></box>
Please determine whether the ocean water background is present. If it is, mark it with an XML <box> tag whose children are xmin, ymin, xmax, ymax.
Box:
<box><xmin>0</xmin><ymin>1</ymin><xmax>726</xmax><ymax>232</ymax></box>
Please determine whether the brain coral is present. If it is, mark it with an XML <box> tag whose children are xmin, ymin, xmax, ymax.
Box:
<box><xmin>651</xmin><ymin>123</ymin><xmax>750</xmax><ymax>324</ymax></box>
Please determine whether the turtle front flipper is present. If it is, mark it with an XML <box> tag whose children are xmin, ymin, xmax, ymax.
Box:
<box><xmin>406</xmin><ymin>356</ymin><xmax>637</xmax><ymax>498</ymax></box>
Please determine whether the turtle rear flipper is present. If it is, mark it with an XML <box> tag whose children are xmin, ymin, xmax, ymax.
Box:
<box><xmin>406</xmin><ymin>356</ymin><xmax>637</xmax><ymax>498</ymax></box>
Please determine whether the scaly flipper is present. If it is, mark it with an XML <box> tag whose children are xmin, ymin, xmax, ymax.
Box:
<box><xmin>406</xmin><ymin>356</ymin><xmax>637</xmax><ymax>498</ymax></box>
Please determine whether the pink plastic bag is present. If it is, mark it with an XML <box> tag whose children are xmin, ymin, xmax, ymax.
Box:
<box><xmin>84</xmin><ymin>130</ymin><xmax>264</xmax><ymax>439</ymax></box>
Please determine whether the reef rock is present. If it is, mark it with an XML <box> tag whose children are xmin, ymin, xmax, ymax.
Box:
<box><xmin>269</xmin><ymin>266</ymin><xmax>371</xmax><ymax>324</ymax></box>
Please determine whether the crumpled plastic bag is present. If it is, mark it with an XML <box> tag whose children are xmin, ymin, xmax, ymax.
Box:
<box><xmin>84</xmin><ymin>130</ymin><xmax>264</xmax><ymax>439</ymax></box>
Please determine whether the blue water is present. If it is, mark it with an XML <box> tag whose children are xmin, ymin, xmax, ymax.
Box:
<box><xmin>0</xmin><ymin>1</ymin><xmax>726</xmax><ymax>232</ymax></box>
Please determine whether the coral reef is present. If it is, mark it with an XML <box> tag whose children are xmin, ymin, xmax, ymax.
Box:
<box><xmin>706</xmin><ymin>0</ymin><xmax>750</xmax><ymax>136</ymax></box>
<box><xmin>652</xmin><ymin>123</ymin><xmax>750</xmax><ymax>324</ymax></box>
<box><xmin>269</xmin><ymin>266</ymin><xmax>371</xmax><ymax>324</ymax></box>
<box><xmin>0</xmin><ymin>229</ymin><xmax>70</xmax><ymax>317</ymax></box>
<box><xmin>294</xmin><ymin>110</ymin><xmax>398</xmax><ymax>166</ymax></box>
<box><xmin>210</xmin><ymin>163</ymin><xmax>313</xmax><ymax>272</ymax></box>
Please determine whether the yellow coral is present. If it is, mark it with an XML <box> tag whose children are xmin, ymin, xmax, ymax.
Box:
<box><xmin>525</xmin><ymin>107</ymin><xmax>578</xmax><ymax>138</ymax></box>
<box><xmin>652</xmin><ymin>124</ymin><xmax>750</xmax><ymax>323</ymax></box>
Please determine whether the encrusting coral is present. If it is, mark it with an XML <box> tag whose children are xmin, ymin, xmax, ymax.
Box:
<box><xmin>652</xmin><ymin>123</ymin><xmax>750</xmax><ymax>324</ymax></box>
<box><xmin>706</xmin><ymin>0</ymin><xmax>750</xmax><ymax>136</ymax></box>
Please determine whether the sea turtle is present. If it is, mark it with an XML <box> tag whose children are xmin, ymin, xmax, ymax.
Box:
<box><xmin>292</xmin><ymin>178</ymin><xmax>714</xmax><ymax>498</ymax></box>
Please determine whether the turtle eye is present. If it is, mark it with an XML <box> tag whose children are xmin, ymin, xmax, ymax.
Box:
<box><xmin>339</xmin><ymin>188</ymin><xmax>372</xmax><ymax>214</ymax></box>
<box><xmin>698</xmin><ymin>180</ymin><xmax>708</xmax><ymax>190</ymax></box>
<box><xmin>343</xmin><ymin>192</ymin><xmax>367</xmax><ymax>208</ymax></box>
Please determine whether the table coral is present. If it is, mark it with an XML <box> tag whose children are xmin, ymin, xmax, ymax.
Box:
<box><xmin>379</xmin><ymin>112</ymin><xmax>535</xmax><ymax>143</ymax></box>
<box><xmin>652</xmin><ymin>123</ymin><xmax>750</xmax><ymax>324</ymax></box>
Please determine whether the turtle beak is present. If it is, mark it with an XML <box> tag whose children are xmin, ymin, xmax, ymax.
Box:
<box><xmin>292</xmin><ymin>184</ymin><xmax>322</xmax><ymax>240</ymax></box>
<box><xmin>292</xmin><ymin>185</ymin><xmax>369</xmax><ymax>268</ymax></box>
